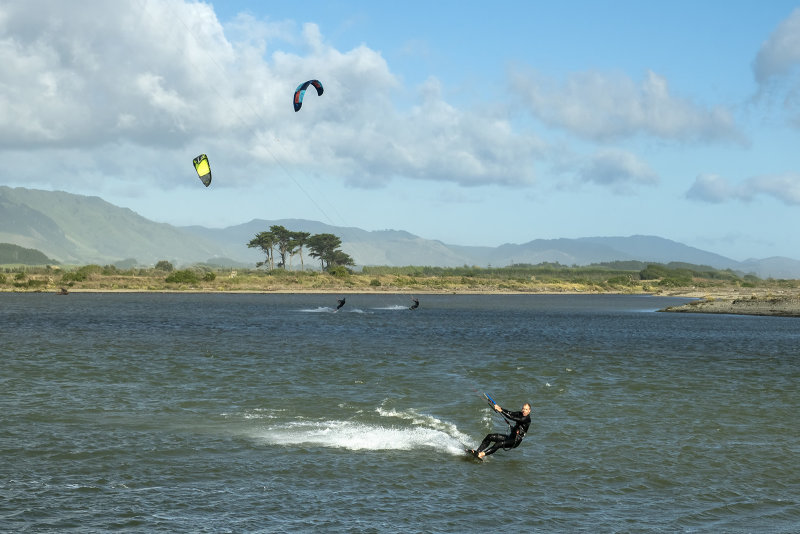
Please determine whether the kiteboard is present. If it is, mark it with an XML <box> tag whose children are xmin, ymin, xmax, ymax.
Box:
<box><xmin>465</xmin><ymin>449</ymin><xmax>483</xmax><ymax>461</ymax></box>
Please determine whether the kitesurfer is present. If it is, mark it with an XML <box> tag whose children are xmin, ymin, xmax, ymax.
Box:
<box><xmin>470</xmin><ymin>402</ymin><xmax>531</xmax><ymax>459</ymax></box>
<box><xmin>409</xmin><ymin>297</ymin><xmax>419</xmax><ymax>310</ymax></box>
<box><xmin>336</xmin><ymin>297</ymin><xmax>346</xmax><ymax>310</ymax></box>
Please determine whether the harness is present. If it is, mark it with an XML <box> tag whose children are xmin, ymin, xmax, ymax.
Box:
<box><xmin>499</xmin><ymin>417</ymin><xmax>528</xmax><ymax>449</ymax></box>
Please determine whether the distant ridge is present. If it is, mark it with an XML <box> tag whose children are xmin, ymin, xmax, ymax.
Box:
<box><xmin>444</xmin><ymin>236</ymin><xmax>740</xmax><ymax>270</ymax></box>
<box><xmin>2</xmin><ymin>186</ymin><xmax>799</xmax><ymax>278</ymax></box>
<box><xmin>0</xmin><ymin>243</ymin><xmax>57</xmax><ymax>265</ymax></box>
<box><xmin>0</xmin><ymin>186</ymin><xmax>237</xmax><ymax>266</ymax></box>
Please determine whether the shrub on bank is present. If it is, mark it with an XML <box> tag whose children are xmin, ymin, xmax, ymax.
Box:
<box><xmin>165</xmin><ymin>269</ymin><xmax>199</xmax><ymax>284</ymax></box>
<box><xmin>61</xmin><ymin>265</ymin><xmax>104</xmax><ymax>283</ymax></box>
<box><xmin>328</xmin><ymin>266</ymin><xmax>350</xmax><ymax>277</ymax></box>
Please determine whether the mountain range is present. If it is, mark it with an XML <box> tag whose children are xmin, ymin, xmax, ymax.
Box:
<box><xmin>2</xmin><ymin>186</ymin><xmax>799</xmax><ymax>279</ymax></box>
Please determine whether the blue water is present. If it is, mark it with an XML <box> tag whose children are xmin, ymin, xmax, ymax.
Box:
<box><xmin>1</xmin><ymin>293</ymin><xmax>798</xmax><ymax>532</ymax></box>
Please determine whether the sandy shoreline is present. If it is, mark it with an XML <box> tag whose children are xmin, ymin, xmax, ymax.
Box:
<box><xmin>658</xmin><ymin>295</ymin><xmax>800</xmax><ymax>317</ymax></box>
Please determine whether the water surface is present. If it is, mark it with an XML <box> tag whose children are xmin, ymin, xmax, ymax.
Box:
<box><xmin>1</xmin><ymin>293</ymin><xmax>797</xmax><ymax>532</ymax></box>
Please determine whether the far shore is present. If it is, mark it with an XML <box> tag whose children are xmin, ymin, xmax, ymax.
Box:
<box><xmin>657</xmin><ymin>294</ymin><xmax>800</xmax><ymax>317</ymax></box>
<box><xmin>3</xmin><ymin>286</ymin><xmax>651</xmax><ymax>295</ymax></box>
<box><xmin>6</xmin><ymin>284</ymin><xmax>800</xmax><ymax>317</ymax></box>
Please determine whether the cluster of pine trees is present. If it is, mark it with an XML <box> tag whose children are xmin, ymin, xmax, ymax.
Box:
<box><xmin>247</xmin><ymin>225</ymin><xmax>353</xmax><ymax>271</ymax></box>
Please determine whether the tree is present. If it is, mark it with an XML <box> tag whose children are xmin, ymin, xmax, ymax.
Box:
<box><xmin>307</xmin><ymin>233</ymin><xmax>341</xmax><ymax>270</ymax></box>
<box><xmin>330</xmin><ymin>249</ymin><xmax>355</xmax><ymax>268</ymax></box>
<box><xmin>247</xmin><ymin>231</ymin><xmax>275</xmax><ymax>269</ymax></box>
<box><xmin>307</xmin><ymin>233</ymin><xmax>354</xmax><ymax>271</ymax></box>
<box><xmin>290</xmin><ymin>231</ymin><xmax>311</xmax><ymax>271</ymax></box>
<box><xmin>269</xmin><ymin>225</ymin><xmax>296</xmax><ymax>269</ymax></box>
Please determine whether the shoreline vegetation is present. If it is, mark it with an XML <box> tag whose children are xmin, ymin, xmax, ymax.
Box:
<box><xmin>2</xmin><ymin>262</ymin><xmax>800</xmax><ymax>317</ymax></box>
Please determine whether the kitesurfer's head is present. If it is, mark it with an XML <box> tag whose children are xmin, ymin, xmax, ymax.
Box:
<box><xmin>522</xmin><ymin>403</ymin><xmax>531</xmax><ymax>416</ymax></box>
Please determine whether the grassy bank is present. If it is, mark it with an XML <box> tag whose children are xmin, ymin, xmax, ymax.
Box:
<box><xmin>2</xmin><ymin>262</ymin><xmax>798</xmax><ymax>299</ymax></box>
<box><xmin>0</xmin><ymin>265</ymin><xmax>643</xmax><ymax>294</ymax></box>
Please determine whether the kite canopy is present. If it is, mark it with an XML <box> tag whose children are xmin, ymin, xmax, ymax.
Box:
<box><xmin>293</xmin><ymin>79</ymin><xmax>324</xmax><ymax>112</ymax></box>
<box><xmin>193</xmin><ymin>154</ymin><xmax>212</xmax><ymax>187</ymax></box>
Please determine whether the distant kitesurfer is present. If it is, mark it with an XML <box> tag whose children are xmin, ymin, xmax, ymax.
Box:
<box><xmin>336</xmin><ymin>297</ymin><xmax>346</xmax><ymax>310</ymax></box>
<box><xmin>409</xmin><ymin>297</ymin><xmax>419</xmax><ymax>310</ymax></box>
<box><xmin>469</xmin><ymin>402</ymin><xmax>531</xmax><ymax>459</ymax></box>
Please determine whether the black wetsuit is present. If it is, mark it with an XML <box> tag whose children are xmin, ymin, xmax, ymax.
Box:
<box><xmin>477</xmin><ymin>408</ymin><xmax>531</xmax><ymax>456</ymax></box>
<box><xmin>336</xmin><ymin>298</ymin><xmax>346</xmax><ymax>310</ymax></box>
<box><xmin>409</xmin><ymin>298</ymin><xmax>419</xmax><ymax>310</ymax></box>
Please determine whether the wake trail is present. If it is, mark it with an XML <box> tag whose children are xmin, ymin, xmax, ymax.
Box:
<box><xmin>239</xmin><ymin>406</ymin><xmax>471</xmax><ymax>456</ymax></box>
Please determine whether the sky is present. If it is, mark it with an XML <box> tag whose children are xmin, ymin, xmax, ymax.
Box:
<box><xmin>2</xmin><ymin>1</ymin><xmax>799</xmax><ymax>262</ymax></box>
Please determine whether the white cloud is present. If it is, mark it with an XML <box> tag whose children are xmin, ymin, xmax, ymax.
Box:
<box><xmin>745</xmin><ymin>173</ymin><xmax>800</xmax><ymax>205</ymax></box>
<box><xmin>752</xmin><ymin>8</ymin><xmax>800</xmax><ymax>126</ymax></box>
<box><xmin>136</xmin><ymin>72</ymin><xmax>189</xmax><ymax>116</ymax></box>
<box><xmin>0</xmin><ymin>0</ymin><xmax>542</xmax><ymax>192</ymax></box>
<box><xmin>686</xmin><ymin>172</ymin><xmax>800</xmax><ymax>205</ymax></box>
<box><xmin>753</xmin><ymin>8</ymin><xmax>800</xmax><ymax>84</ymax></box>
<box><xmin>686</xmin><ymin>173</ymin><xmax>741</xmax><ymax>203</ymax></box>
<box><xmin>0</xmin><ymin>0</ymin><xmax>232</xmax><ymax>147</ymax></box>
<box><xmin>509</xmin><ymin>68</ymin><xmax>742</xmax><ymax>143</ymax></box>
<box><xmin>580</xmin><ymin>149</ymin><xmax>658</xmax><ymax>192</ymax></box>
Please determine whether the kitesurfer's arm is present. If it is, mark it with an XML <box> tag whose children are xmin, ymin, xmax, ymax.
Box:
<box><xmin>499</xmin><ymin>408</ymin><xmax>527</xmax><ymax>422</ymax></box>
<box><xmin>494</xmin><ymin>404</ymin><xmax>523</xmax><ymax>421</ymax></box>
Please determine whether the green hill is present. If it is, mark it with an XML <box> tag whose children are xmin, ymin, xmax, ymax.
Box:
<box><xmin>0</xmin><ymin>243</ymin><xmax>57</xmax><ymax>265</ymax></box>
<box><xmin>2</xmin><ymin>186</ymin><xmax>799</xmax><ymax>277</ymax></box>
<box><xmin>0</xmin><ymin>186</ymin><xmax>245</xmax><ymax>266</ymax></box>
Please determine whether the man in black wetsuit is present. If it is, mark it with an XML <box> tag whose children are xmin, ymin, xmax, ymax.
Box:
<box><xmin>336</xmin><ymin>297</ymin><xmax>346</xmax><ymax>310</ymax></box>
<box><xmin>409</xmin><ymin>297</ymin><xmax>419</xmax><ymax>310</ymax></box>
<box><xmin>471</xmin><ymin>402</ymin><xmax>531</xmax><ymax>459</ymax></box>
